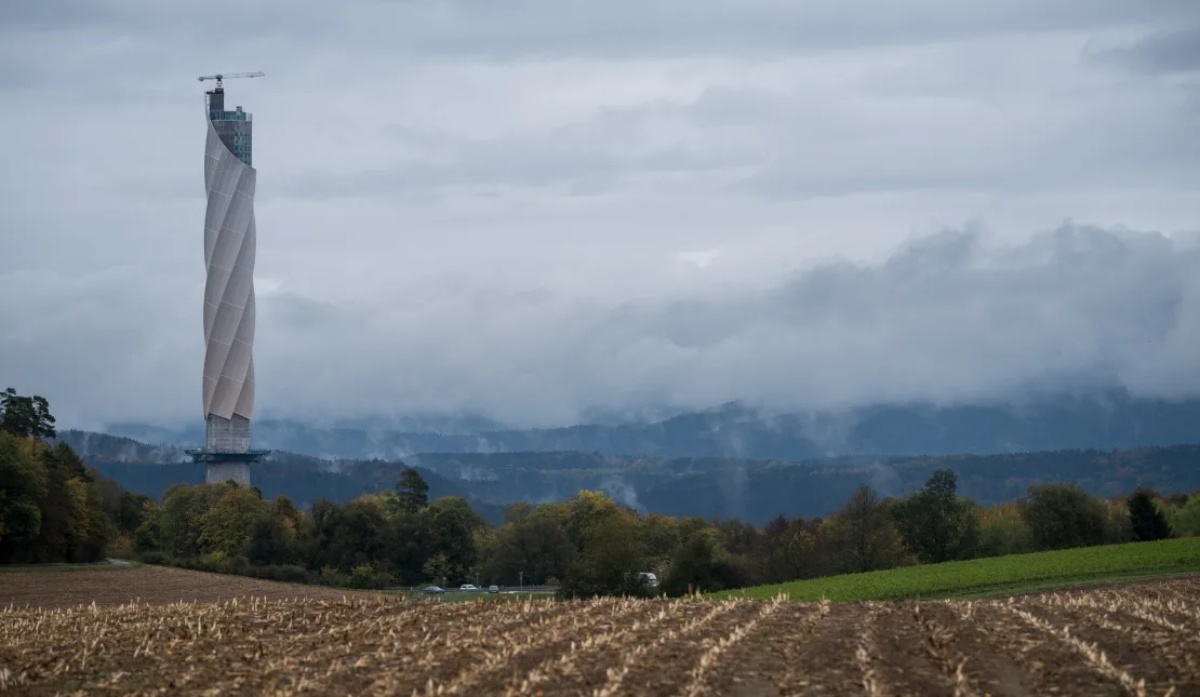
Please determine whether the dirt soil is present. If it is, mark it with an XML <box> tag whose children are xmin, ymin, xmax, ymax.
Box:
<box><xmin>0</xmin><ymin>565</ymin><xmax>360</xmax><ymax>610</ymax></box>
<box><xmin>1</xmin><ymin>571</ymin><xmax>1198</xmax><ymax>696</ymax></box>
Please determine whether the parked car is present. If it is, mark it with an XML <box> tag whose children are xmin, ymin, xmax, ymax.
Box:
<box><xmin>488</xmin><ymin>585</ymin><xmax>499</xmax><ymax>593</ymax></box>
<box><xmin>422</xmin><ymin>586</ymin><xmax>445</xmax><ymax>594</ymax></box>
<box><xmin>460</xmin><ymin>584</ymin><xmax>479</xmax><ymax>592</ymax></box>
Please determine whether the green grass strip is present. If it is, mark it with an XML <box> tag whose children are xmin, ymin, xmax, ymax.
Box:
<box><xmin>711</xmin><ymin>536</ymin><xmax>1200</xmax><ymax>602</ymax></box>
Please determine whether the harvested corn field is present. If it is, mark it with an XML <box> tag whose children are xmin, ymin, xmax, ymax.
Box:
<box><xmin>2</xmin><ymin>576</ymin><xmax>1200</xmax><ymax>695</ymax></box>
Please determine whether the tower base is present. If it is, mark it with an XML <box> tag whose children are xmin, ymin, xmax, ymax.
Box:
<box><xmin>185</xmin><ymin>448</ymin><xmax>270</xmax><ymax>487</ymax></box>
<box><xmin>206</xmin><ymin>461</ymin><xmax>252</xmax><ymax>486</ymax></box>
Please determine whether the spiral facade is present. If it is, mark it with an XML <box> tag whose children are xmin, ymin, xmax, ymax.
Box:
<box><xmin>202</xmin><ymin>93</ymin><xmax>257</xmax><ymax>456</ymax></box>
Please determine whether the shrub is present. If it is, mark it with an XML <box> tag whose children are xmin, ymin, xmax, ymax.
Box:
<box><xmin>107</xmin><ymin>534</ymin><xmax>138</xmax><ymax>560</ymax></box>
<box><xmin>348</xmin><ymin>563</ymin><xmax>392</xmax><ymax>589</ymax></box>
<box><xmin>249</xmin><ymin>564</ymin><xmax>312</xmax><ymax>584</ymax></box>
<box><xmin>138</xmin><ymin>550</ymin><xmax>168</xmax><ymax>565</ymax></box>
<box><xmin>1020</xmin><ymin>484</ymin><xmax>1111</xmax><ymax>551</ymax></box>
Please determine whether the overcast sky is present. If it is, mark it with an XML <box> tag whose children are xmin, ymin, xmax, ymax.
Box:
<box><xmin>1</xmin><ymin>1</ymin><xmax>1199</xmax><ymax>429</ymax></box>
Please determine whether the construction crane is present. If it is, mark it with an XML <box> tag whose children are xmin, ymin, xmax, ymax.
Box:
<box><xmin>197</xmin><ymin>72</ymin><xmax>265</xmax><ymax>89</ymax></box>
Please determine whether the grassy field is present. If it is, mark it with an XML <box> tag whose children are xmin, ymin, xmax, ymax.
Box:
<box><xmin>712</xmin><ymin>536</ymin><xmax>1200</xmax><ymax>601</ymax></box>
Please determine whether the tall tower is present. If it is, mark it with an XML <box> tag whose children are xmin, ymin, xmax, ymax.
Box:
<box><xmin>187</xmin><ymin>74</ymin><xmax>269</xmax><ymax>485</ymax></box>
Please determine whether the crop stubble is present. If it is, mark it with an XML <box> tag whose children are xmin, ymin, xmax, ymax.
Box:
<box><xmin>2</xmin><ymin>573</ymin><xmax>1199</xmax><ymax>695</ymax></box>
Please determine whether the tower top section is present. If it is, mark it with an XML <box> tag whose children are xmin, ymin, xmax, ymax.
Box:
<box><xmin>200</xmin><ymin>71</ymin><xmax>264</xmax><ymax>120</ymax></box>
<box><xmin>202</xmin><ymin>72</ymin><xmax>261</xmax><ymax>168</ymax></box>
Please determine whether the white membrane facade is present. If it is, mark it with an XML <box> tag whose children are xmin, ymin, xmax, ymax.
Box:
<box><xmin>202</xmin><ymin>97</ymin><xmax>257</xmax><ymax>454</ymax></box>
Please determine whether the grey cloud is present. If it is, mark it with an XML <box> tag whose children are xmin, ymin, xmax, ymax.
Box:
<box><xmin>0</xmin><ymin>2</ymin><xmax>117</xmax><ymax>32</ymax></box>
<box><xmin>273</xmin><ymin>66</ymin><xmax>1200</xmax><ymax>203</ymax></box>
<box><xmin>4</xmin><ymin>0</ymin><xmax>1200</xmax><ymax>432</ymax></box>
<box><xmin>3</xmin><ymin>1</ymin><xmax>1195</xmax><ymax>63</ymax></box>
<box><xmin>301</xmin><ymin>1</ymin><xmax>1199</xmax><ymax>60</ymax></box>
<box><xmin>1089</xmin><ymin>25</ymin><xmax>1200</xmax><ymax>74</ymax></box>
<box><xmin>243</xmin><ymin>224</ymin><xmax>1200</xmax><ymax>422</ymax></box>
<box><xmin>0</xmin><ymin>1</ymin><xmax>333</xmax><ymax>43</ymax></box>
<box><xmin>741</xmin><ymin>166</ymin><xmax>1007</xmax><ymax>200</ymax></box>
<box><xmin>276</xmin><ymin>108</ymin><xmax>752</xmax><ymax>199</ymax></box>
<box><xmin>275</xmin><ymin>146</ymin><xmax>735</xmax><ymax>200</ymax></box>
<box><xmin>5</xmin><ymin>222</ymin><xmax>1199</xmax><ymax>429</ymax></box>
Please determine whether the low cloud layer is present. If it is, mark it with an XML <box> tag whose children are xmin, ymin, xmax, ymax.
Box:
<box><xmin>4</xmin><ymin>223</ymin><xmax>1199</xmax><ymax>428</ymax></box>
<box><xmin>255</xmin><ymin>224</ymin><xmax>1200</xmax><ymax>421</ymax></box>
<box><xmin>1</xmin><ymin>1</ymin><xmax>1198</xmax><ymax>429</ymax></box>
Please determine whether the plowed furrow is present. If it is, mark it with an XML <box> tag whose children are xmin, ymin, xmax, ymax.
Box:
<box><xmin>665</xmin><ymin>600</ymin><xmax>813</xmax><ymax>697</ymax></box>
<box><xmin>6</xmin><ymin>574</ymin><xmax>1200</xmax><ymax>696</ymax></box>
<box><xmin>25</xmin><ymin>598</ymin><xmax>601</xmax><ymax>697</ymax></box>
<box><xmin>678</xmin><ymin>597</ymin><xmax>785</xmax><ymax>697</ymax></box>
<box><xmin>854</xmin><ymin>603</ymin><xmax>886</xmax><ymax>697</ymax></box>
<box><xmin>1165</xmin><ymin>577</ymin><xmax>1200</xmax><ymax>594</ymax></box>
<box><xmin>14</xmin><ymin>595</ymin><xmax>523</xmax><ymax>673</ymax></box>
<box><xmin>868</xmin><ymin>602</ymin><xmax>960</xmax><ymax>697</ymax></box>
<box><xmin>194</xmin><ymin>598</ymin><xmax>588</xmax><ymax>696</ymax></box>
<box><xmin>592</xmin><ymin>601</ymin><xmax>745</xmax><ymax>697</ymax></box>
<box><xmin>1036</xmin><ymin>587</ymin><xmax>1199</xmax><ymax>638</ymax></box>
<box><xmin>1120</xmin><ymin>588</ymin><xmax>1200</xmax><ymax>631</ymax></box>
<box><xmin>918</xmin><ymin>602</ymin><xmax>1037</xmax><ymax>697</ymax></box>
<box><xmin>353</xmin><ymin>598</ymin><xmax>648</xmax><ymax>696</ymax></box>
<box><xmin>1015</xmin><ymin>597</ymin><xmax>1198</xmax><ymax>694</ymax></box>
<box><xmin>980</xmin><ymin>599</ymin><xmax>1138</xmax><ymax>696</ymax></box>
<box><xmin>588</xmin><ymin>601</ymin><xmax>766</xmax><ymax>697</ymax></box>
<box><xmin>8</xmin><ymin>598</ymin><xmax>432</xmax><ymax>695</ymax></box>
<box><xmin>706</xmin><ymin>600</ymin><xmax>864</xmax><ymax>697</ymax></box>
<box><xmin>498</xmin><ymin>599</ymin><xmax>713</xmax><ymax>696</ymax></box>
<box><xmin>432</xmin><ymin>595</ymin><xmax>662</xmax><ymax>691</ymax></box>
<box><xmin>1087</xmin><ymin>590</ymin><xmax>1200</xmax><ymax>635</ymax></box>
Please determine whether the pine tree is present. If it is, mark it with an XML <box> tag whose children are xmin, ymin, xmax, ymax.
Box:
<box><xmin>395</xmin><ymin>467</ymin><xmax>429</xmax><ymax>514</ymax></box>
<box><xmin>1128</xmin><ymin>489</ymin><xmax>1172</xmax><ymax>541</ymax></box>
<box><xmin>0</xmin><ymin>387</ymin><xmax>57</xmax><ymax>440</ymax></box>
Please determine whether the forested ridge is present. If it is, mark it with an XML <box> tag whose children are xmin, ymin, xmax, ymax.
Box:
<box><xmin>61</xmin><ymin>428</ymin><xmax>1200</xmax><ymax>524</ymax></box>
<box><xmin>6</xmin><ymin>388</ymin><xmax>1200</xmax><ymax>597</ymax></box>
<box><xmin>104</xmin><ymin>393</ymin><xmax>1200</xmax><ymax>461</ymax></box>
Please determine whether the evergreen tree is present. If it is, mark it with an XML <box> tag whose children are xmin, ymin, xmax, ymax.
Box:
<box><xmin>0</xmin><ymin>387</ymin><xmax>57</xmax><ymax>440</ymax></box>
<box><xmin>395</xmin><ymin>467</ymin><xmax>429</xmax><ymax>514</ymax></box>
<box><xmin>1128</xmin><ymin>489</ymin><xmax>1172</xmax><ymax>541</ymax></box>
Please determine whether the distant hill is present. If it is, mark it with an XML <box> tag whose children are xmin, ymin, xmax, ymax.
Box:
<box><xmin>55</xmin><ymin>430</ymin><xmax>506</xmax><ymax>523</ymax></box>
<box><xmin>59</xmin><ymin>431</ymin><xmax>1200</xmax><ymax>526</ymax></box>
<box><xmin>101</xmin><ymin>392</ymin><xmax>1200</xmax><ymax>462</ymax></box>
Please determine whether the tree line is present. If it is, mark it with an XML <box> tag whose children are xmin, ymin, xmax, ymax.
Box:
<box><xmin>4</xmin><ymin>387</ymin><xmax>1200</xmax><ymax>596</ymax></box>
<box><xmin>100</xmin><ymin>466</ymin><xmax>1200</xmax><ymax>596</ymax></box>
<box><xmin>0</xmin><ymin>388</ymin><xmax>128</xmax><ymax>563</ymax></box>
